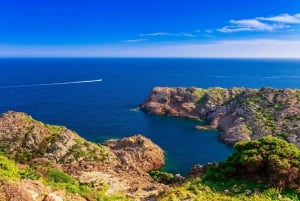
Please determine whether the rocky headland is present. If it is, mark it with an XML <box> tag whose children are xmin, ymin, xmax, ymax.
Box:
<box><xmin>0</xmin><ymin>111</ymin><xmax>165</xmax><ymax>201</ymax></box>
<box><xmin>139</xmin><ymin>87</ymin><xmax>300</xmax><ymax>147</ymax></box>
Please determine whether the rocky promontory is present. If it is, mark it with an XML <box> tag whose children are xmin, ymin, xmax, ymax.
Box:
<box><xmin>0</xmin><ymin>111</ymin><xmax>166</xmax><ymax>200</ymax></box>
<box><xmin>105</xmin><ymin>134</ymin><xmax>165</xmax><ymax>172</ymax></box>
<box><xmin>140</xmin><ymin>87</ymin><xmax>300</xmax><ymax>147</ymax></box>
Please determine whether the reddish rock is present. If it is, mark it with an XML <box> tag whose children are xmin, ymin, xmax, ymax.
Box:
<box><xmin>105</xmin><ymin>134</ymin><xmax>165</xmax><ymax>172</ymax></box>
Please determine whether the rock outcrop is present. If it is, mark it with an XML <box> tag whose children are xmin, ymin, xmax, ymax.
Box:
<box><xmin>105</xmin><ymin>134</ymin><xmax>165</xmax><ymax>172</ymax></box>
<box><xmin>140</xmin><ymin>87</ymin><xmax>300</xmax><ymax>147</ymax></box>
<box><xmin>0</xmin><ymin>111</ymin><xmax>116</xmax><ymax>164</ymax></box>
<box><xmin>0</xmin><ymin>111</ymin><xmax>166</xmax><ymax>200</ymax></box>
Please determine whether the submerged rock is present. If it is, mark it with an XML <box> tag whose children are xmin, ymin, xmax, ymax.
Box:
<box><xmin>187</xmin><ymin>163</ymin><xmax>218</xmax><ymax>178</ymax></box>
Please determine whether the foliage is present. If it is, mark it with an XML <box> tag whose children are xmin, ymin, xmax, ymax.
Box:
<box><xmin>0</xmin><ymin>154</ymin><xmax>19</xmax><ymax>180</ymax></box>
<box><xmin>45</xmin><ymin>168</ymin><xmax>92</xmax><ymax>197</ymax></box>
<box><xmin>149</xmin><ymin>170</ymin><xmax>174</xmax><ymax>184</ymax></box>
<box><xmin>44</xmin><ymin>124</ymin><xmax>64</xmax><ymax>135</ymax></box>
<box><xmin>157</xmin><ymin>178</ymin><xmax>300</xmax><ymax>201</ymax></box>
<box><xmin>20</xmin><ymin>167</ymin><xmax>41</xmax><ymax>180</ymax></box>
<box><xmin>204</xmin><ymin>137</ymin><xmax>300</xmax><ymax>190</ymax></box>
<box><xmin>15</xmin><ymin>150</ymin><xmax>34</xmax><ymax>163</ymax></box>
<box><xmin>45</xmin><ymin>168</ymin><xmax>130</xmax><ymax>200</ymax></box>
<box><xmin>46</xmin><ymin>168</ymin><xmax>75</xmax><ymax>184</ymax></box>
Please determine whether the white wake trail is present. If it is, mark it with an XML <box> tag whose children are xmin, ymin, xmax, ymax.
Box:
<box><xmin>0</xmin><ymin>79</ymin><xmax>102</xmax><ymax>89</ymax></box>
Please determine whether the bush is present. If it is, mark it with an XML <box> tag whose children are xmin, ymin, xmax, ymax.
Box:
<box><xmin>45</xmin><ymin>168</ymin><xmax>91</xmax><ymax>196</ymax></box>
<box><xmin>0</xmin><ymin>154</ymin><xmax>19</xmax><ymax>180</ymax></box>
<box><xmin>204</xmin><ymin>137</ymin><xmax>300</xmax><ymax>190</ymax></box>
<box><xmin>149</xmin><ymin>170</ymin><xmax>174</xmax><ymax>184</ymax></box>
<box><xmin>46</xmin><ymin>168</ymin><xmax>75</xmax><ymax>184</ymax></box>
<box><xmin>20</xmin><ymin>167</ymin><xmax>40</xmax><ymax>180</ymax></box>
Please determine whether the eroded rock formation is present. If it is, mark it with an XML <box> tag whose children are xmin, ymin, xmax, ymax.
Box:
<box><xmin>140</xmin><ymin>87</ymin><xmax>300</xmax><ymax>147</ymax></box>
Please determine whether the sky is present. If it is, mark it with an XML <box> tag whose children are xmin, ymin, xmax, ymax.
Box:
<box><xmin>1</xmin><ymin>0</ymin><xmax>300</xmax><ymax>58</ymax></box>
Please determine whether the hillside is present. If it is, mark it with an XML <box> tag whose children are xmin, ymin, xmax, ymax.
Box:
<box><xmin>0</xmin><ymin>111</ymin><xmax>165</xmax><ymax>200</ymax></box>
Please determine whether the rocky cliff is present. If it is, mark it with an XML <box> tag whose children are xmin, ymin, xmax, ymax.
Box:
<box><xmin>140</xmin><ymin>87</ymin><xmax>300</xmax><ymax>147</ymax></box>
<box><xmin>0</xmin><ymin>111</ymin><xmax>165</xmax><ymax>201</ymax></box>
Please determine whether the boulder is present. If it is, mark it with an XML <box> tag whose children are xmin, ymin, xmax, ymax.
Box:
<box><xmin>105</xmin><ymin>134</ymin><xmax>165</xmax><ymax>172</ymax></box>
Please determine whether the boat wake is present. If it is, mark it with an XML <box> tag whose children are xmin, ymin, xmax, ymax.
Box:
<box><xmin>0</xmin><ymin>79</ymin><xmax>102</xmax><ymax>89</ymax></box>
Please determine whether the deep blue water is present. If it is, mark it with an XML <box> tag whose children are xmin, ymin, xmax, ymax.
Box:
<box><xmin>1</xmin><ymin>58</ymin><xmax>300</xmax><ymax>175</ymax></box>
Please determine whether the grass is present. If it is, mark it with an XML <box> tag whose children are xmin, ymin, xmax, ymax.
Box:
<box><xmin>45</xmin><ymin>168</ymin><xmax>92</xmax><ymax>197</ymax></box>
<box><xmin>158</xmin><ymin>178</ymin><xmax>300</xmax><ymax>201</ymax></box>
<box><xmin>44</xmin><ymin>124</ymin><xmax>64</xmax><ymax>135</ymax></box>
<box><xmin>0</xmin><ymin>152</ymin><xmax>130</xmax><ymax>201</ymax></box>
<box><xmin>45</xmin><ymin>168</ymin><xmax>131</xmax><ymax>201</ymax></box>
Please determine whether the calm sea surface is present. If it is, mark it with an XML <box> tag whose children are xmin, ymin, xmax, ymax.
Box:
<box><xmin>1</xmin><ymin>58</ymin><xmax>300</xmax><ymax>175</ymax></box>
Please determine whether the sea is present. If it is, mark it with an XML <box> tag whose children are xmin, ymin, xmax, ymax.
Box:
<box><xmin>1</xmin><ymin>58</ymin><xmax>300</xmax><ymax>175</ymax></box>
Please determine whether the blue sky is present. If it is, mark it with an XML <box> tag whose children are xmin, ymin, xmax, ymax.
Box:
<box><xmin>1</xmin><ymin>0</ymin><xmax>300</xmax><ymax>57</ymax></box>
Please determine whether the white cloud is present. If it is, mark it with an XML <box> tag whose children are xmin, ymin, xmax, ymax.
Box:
<box><xmin>218</xmin><ymin>27</ymin><xmax>252</xmax><ymax>33</ymax></box>
<box><xmin>181</xmin><ymin>33</ymin><xmax>196</xmax><ymax>37</ymax></box>
<box><xmin>218</xmin><ymin>19</ymin><xmax>285</xmax><ymax>33</ymax></box>
<box><xmin>139</xmin><ymin>32</ymin><xmax>171</xmax><ymax>37</ymax></box>
<box><xmin>231</xmin><ymin>19</ymin><xmax>275</xmax><ymax>31</ymax></box>
<box><xmin>139</xmin><ymin>32</ymin><xmax>196</xmax><ymax>37</ymax></box>
<box><xmin>1</xmin><ymin>39</ymin><xmax>300</xmax><ymax>58</ymax></box>
<box><xmin>218</xmin><ymin>13</ymin><xmax>299</xmax><ymax>33</ymax></box>
<box><xmin>122</xmin><ymin>39</ymin><xmax>148</xmax><ymax>43</ymax></box>
<box><xmin>257</xmin><ymin>13</ymin><xmax>300</xmax><ymax>24</ymax></box>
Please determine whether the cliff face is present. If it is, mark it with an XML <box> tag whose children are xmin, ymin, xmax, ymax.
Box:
<box><xmin>0</xmin><ymin>111</ymin><xmax>165</xmax><ymax>200</ymax></box>
<box><xmin>140</xmin><ymin>87</ymin><xmax>300</xmax><ymax>147</ymax></box>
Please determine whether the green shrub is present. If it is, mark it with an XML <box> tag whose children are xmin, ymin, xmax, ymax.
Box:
<box><xmin>15</xmin><ymin>150</ymin><xmax>34</xmax><ymax>163</ymax></box>
<box><xmin>45</xmin><ymin>168</ymin><xmax>92</xmax><ymax>197</ymax></box>
<box><xmin>46</xmin><ymin>168</ymin><xmax>75</xmax><ymax>184</ymax></box>
<box><xmin>20</xmin><ymin>167</ymin><xmax>41</xmax><ymax>180</ymax></box>
<box><xmin>149</xmin><ymin>170</ymin><xmax>174</xmax><ymax>184</ymax></box>
<box><xmin>204</xmin><ymin>137</ymin><xmax>300</xmax><ymax>190</ymax></box>
<box><xmin>0</xmin><ymin>154</ymin><xmax>19</xmax><ymax>180</ymax></box>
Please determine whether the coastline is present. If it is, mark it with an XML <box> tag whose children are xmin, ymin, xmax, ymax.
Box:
<box><xmin>139</xmin><ymin>86</ymin><xmax>300</xmax><ymax>148</ymax></box>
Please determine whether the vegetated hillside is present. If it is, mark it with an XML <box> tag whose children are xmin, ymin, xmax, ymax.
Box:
<box><xmin>157</xmin><ymin>137</ymin><xmax>300</xmax><ymax>201</ymax></box>
<box><xmin>0</xmin><ymin>111</ymin><xmax>165</xmax><ymax>201</ymax></box>
<box><xmin>140</xmin><ymin>87</ymin><xmax>300</xmax><ymax>147</ymax></box>
<box><xmin>204</xmin><ymin>137</ymin><xmax>300</xmax><ymax>190</ymax></box>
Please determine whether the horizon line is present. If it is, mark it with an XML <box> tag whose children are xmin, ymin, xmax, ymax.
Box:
<box><xmin>1</xmin><ymin>56</ymin><xmax>300</xmax><ymax>60</ymax></box>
